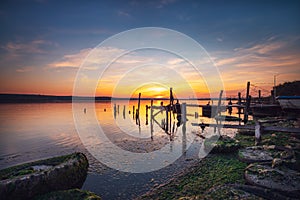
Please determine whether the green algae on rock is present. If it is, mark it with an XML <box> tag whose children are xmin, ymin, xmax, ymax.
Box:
<box><xmin>204</xmin><ymin>135</ymin><xmax>241</xmax><ymax>153</ymax></box>
<box><xmin>34</xmin><ymin>189</ymin><xmax>101</xmax><ymax>200</ymax></box>
<box><xmin>245</xmin><ymin>163</ymin><xmax>300</xmax><ymax>198</ymax></box>
<box><xmin>0</xmin><ymin>152</ymin><xmax>88</xmax><ymax>200</ymax></box>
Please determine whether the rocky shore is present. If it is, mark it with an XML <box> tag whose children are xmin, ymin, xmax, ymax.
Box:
<box><xmin>138</xmin><ymin>118</ymin><xmax>300</xmax><ymax>199</ymax></box>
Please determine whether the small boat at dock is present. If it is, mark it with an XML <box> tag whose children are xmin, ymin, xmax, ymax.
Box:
<box><xmin>250</xmin><ymin>104</ymin><xmax>282</xmax><ymax>118</ymax></box>
<box><xmin>277</xmin><ymin>96</ymin><xmax>300</xmax><ymax>110</ymax></box>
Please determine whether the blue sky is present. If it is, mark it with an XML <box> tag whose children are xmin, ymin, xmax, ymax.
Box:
<box><xmin>0</xmin><ymin>0</ymin><xmax>299</xmax><ymax>97</ymax></box>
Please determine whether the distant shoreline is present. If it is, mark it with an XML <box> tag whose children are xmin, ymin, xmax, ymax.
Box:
<box><xmin>0</xmin><ymin>94</ymin><xmax>241</xmax><ymax>104</ymax></box>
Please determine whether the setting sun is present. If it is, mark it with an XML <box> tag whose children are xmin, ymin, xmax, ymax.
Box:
<box><xmin>130</xmin><ymin>84</ymin><xmax>171</xmax><ymax>99</ymax></box>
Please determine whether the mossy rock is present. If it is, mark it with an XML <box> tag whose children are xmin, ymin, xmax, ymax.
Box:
<box><xmin>238</xmin><ymin>146</ymin><xmax>295</xmax><ymax>164</ymax></box>
<box><xmin>245</xmin><ymin>163</ymin><xmax>300</xmax><ymax>198</ymax></box>
<box><xmin>0</xmin><ymin>152</ymin><xmax>89</xmax><ymax>200</ymax></box>
<box><xmin>34</xmin><ymin>189</ymin><xmax>101</xmax><ymax>200</ymax></box>
<box><xmin>204</xmin><ymin>184</ymin><xmax>291</xmax><ymax>199</ymax></box>
<box><xmin>204</xmin><ymin>184</ymin><xmax>262</xmax><ymax>199</ymax></box>
<box><xmin>238</xmin><ymin>146</ymin><xmax>274</xmax><ymax>164</ymax></box>
<box><xmin>204</xmin><ymin>135</ymin><xmax>241</xmax><ymax>154</ymax></box>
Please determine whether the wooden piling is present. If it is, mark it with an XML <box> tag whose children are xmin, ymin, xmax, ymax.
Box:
<box><xmin>255</xmin><ymin>121</ymin><xmax>262</xmax><ymax>145</ymax></box>
<box><xmin>150</xmin><ymin>99</ymin><xmax>153</xmax><ymax>139</ymax></box>
<box><xmin>137</xmin><ymin>93</ymin><xmax>141</xmax><ymax>114</ymax></box>
<box><xmin>217</xmin><ymin>90</ymin><xmax>223</xmax><ymax>116</ymax></box>
<box><xmin>244</xmin><ymin>82</ymin><xmax>250</xmax><ymax>124</ymax></box>
<box><xmin>238</xmin><ymin>92</ymin><xmax>241</xmax><ymax>125</ymax></box>
<box><xmin>181</xmin><ymin>103</ymin><xmax>187</xmax><ymax>123</ymax></box>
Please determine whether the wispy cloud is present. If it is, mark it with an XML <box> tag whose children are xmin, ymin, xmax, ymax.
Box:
<box><xmin>157</xmin><ymin>0</ymin><xmax>177</xmax><ymax>8</ymax></box>
<box><xmin>2</xmin><ymin>40</ymin><xmax>57</xmax><ymax>55</ymax></box>
<box><xmin>48</xmin><ymin>48</ymin><xmax>92</xmax><ymax>69</ymax></box>
<box><xmin>214</xmin><ymin>37</ymin><xmax>300</xmax><ymax>69</ymax></box>
<box><xmin>117</xmin><ymin>10</ymin><xmax>131</xmax><ymax>17</ymax></box>
<box><xmin>16</xmin><ymin>66</ymin><xmax>34</xmax><ymax>73</ymax></box>
<box><xmin>212</xmin><ymin>36</ymin><xmax>300</xmax><ymax>94</ymax></box>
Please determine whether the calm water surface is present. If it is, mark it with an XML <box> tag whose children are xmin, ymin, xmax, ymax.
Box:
<box><xmin>0</xmin><ymin>100</ymin><xmax>242</xmax><ymax>199</ymax></box>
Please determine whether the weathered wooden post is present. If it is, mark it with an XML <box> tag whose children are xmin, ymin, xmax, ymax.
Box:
<box><xmin>238</xmin><ymin>92</ymin><xmax>241</xmax><ymax>125</ymax></box>
<box><xmin>255</xmin><ymin>120</ymin><xmax>262</xmax><ymax>145</ymax></box>
<box><xmin>244</xmin><ymin>81</ymin><xmax>250</xmax><ymax>124</ymax></box>
<box><xmin>258</xmin><ymin>90</ymin><xmax>261</xmax><ymax>103</ymax></box>
<box><xmin>217</xmin><ymin>90</ymin><xmax>223</xmax><ymax>116</ymax></box>
<box><xmin>137</xmin><ymin>93</ymin><xmax>141</xmax><ymax>114</ymax></box>
<box><xmin>181</xmin><ymin>103</ymin><xmax>187</xmax><ymax>123</ymax></box>
<box><xmin>137</xmin><ymin>93</ymin><xmax>141</xmax><ymax>126</ymax></box>
<box><xmin>170</xmin><ymin>87</ymin><xmax>174</xmax><ymax>106</ymax></box>
<box><xmin>117</xmin><ymin>105</ymin><xmax>119</xmax><ymax>114</ymax></box>
<box><xmin>150</xmin><ymin>100</ymin><xmax>153</xmax><ymax>140</ymax></box>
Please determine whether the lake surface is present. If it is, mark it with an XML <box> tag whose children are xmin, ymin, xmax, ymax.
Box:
<box><xmin>0</xmin><ymin>100</ymin><xmax>243</xmax><ymax>199</ymax></box>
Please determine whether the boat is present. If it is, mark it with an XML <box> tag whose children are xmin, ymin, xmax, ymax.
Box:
<box><xmin>250</xmin><ymin>104</ymin><xmax>282</xmax><ymax>118</ymax></box>
<box><xmin>277</xmin><ymin>96</ymin><xmax>300</xmax><ymax>110</ymax></box>
<box><xmin>0</xmin><ymin>152</ymin><xmax>88</xmax><ymax>200</ymax></box>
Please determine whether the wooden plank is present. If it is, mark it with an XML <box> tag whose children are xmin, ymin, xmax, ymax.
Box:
<box><xmin>191</xmin><ymin>123</ymin><xmax>255</xmax><ymax>130</ymax></box>
<box><xmin>186</xmin><ymin>104</ymin><xmax>244</xmax><ymax>108</ymax></box>
<box><xmin>191</xmin><ymin>123</ymin><xmax>300</xmax><ymax>133</ymax></box>
<box><xmin>263</xmin><ymin>126</ymin><xmax>300</xmax><ymax>133</ymax></box>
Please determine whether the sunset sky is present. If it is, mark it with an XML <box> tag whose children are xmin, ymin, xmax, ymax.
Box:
<box><xmin>0</xmin><ymin>0</ymin><xmax>299</xmax><ymax>98</ymax></box>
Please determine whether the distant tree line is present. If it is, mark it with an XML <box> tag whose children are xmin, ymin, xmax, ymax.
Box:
<box><xmin>275</xmin><ymin>80</ymin><xmax>300</xmax><ymax>96</ymax></box>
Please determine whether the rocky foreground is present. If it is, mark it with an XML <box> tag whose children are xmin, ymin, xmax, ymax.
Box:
<box><xmin>138</xmin><ymin>118</ymin><xmax>300</xmax><ymax>199</ymax></box>
<box><xmin>0</xmin><ymin>152</ymin><xmax>101</xmax><ymax>200</ymax></box>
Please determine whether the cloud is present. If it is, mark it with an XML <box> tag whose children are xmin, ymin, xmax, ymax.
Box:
<box><xmin>214</xmin><ymin>38</ymin><xmax>299</xmax><ymax>69</ymax></box>
<box><xmin>212</xmin><ymin>37</ymin><xmax>300</xmax><ymax>95</ymax></box>
<box><xmin>16</xmin><ymin>66</ymin><xmax>34</xmax><ymax>73</ymax></box>
<box><xmin>117</xmin><ymin>10</ymin><xmax>131</xmax><ymax>17</ymax></box>
<box><xmin>217</xmin><ymin>37</ymin><xmax>223</xmax><ymax>42</ymax></box>
<box><xmin>48</xmin><ymin>48</ymin><xmax>92</xmax><ymax>69</ymax></box>
<box><xmin>167</xmin><ymin>58</ymin><xmax>185</xmax><ymax>65</ymax></box>
<box><xmin>2</xmin><ymin>40</ymin><xmax>57</xmax><ymax>55</ymax></box>
<box><xmin>157</xmin><ymin>0</ymin><xmax>177</xmax><ymax>8</ymax></box>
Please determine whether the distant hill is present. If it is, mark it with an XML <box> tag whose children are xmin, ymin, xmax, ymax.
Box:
<box><xmin>275</xmin><ymin>81</ymin><xmax>300</xmax><ymax>96</ymax></box>
<box><xmin>0</xmin><ymin>94</ymin><xmax>111</xmax><ymax>103</ymax></box>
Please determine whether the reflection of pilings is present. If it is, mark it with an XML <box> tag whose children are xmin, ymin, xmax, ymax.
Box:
<box><xmin>136</xmin><ymin>109</ymin><xmax>140</xmax><ymax>126</ymax></box>
<box><xmin>135</xmin><ymin>93</ymin><xmax>141</xmax><ymax>126</ymax></box>
<box><xmin>165</xmin><ymin>109</ymin><xmax>169</xmax><ymax>133</ymax></box>
<box><xmin>123</xmin><ymin>105</ymin><xmax>126</xmax><ymax>119</ymax></box>
<box><xmin>133</xmin><ymin>105</ymin><xmax>135</xmax><ymax>119</ymax></box>
<box><xmin>145</xmin><ymin>105</ymin><xmax>149</xmax><ymax>125</ymax></box>
<box><xmin>117</xmin><ymin>105</ymin><xmax>120</xmax><ymax>114</ymax></box>
<box><xmin>114</xmin><ymin>103</ymin><xmax>117</xmax><ymax>119</ymax></box>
